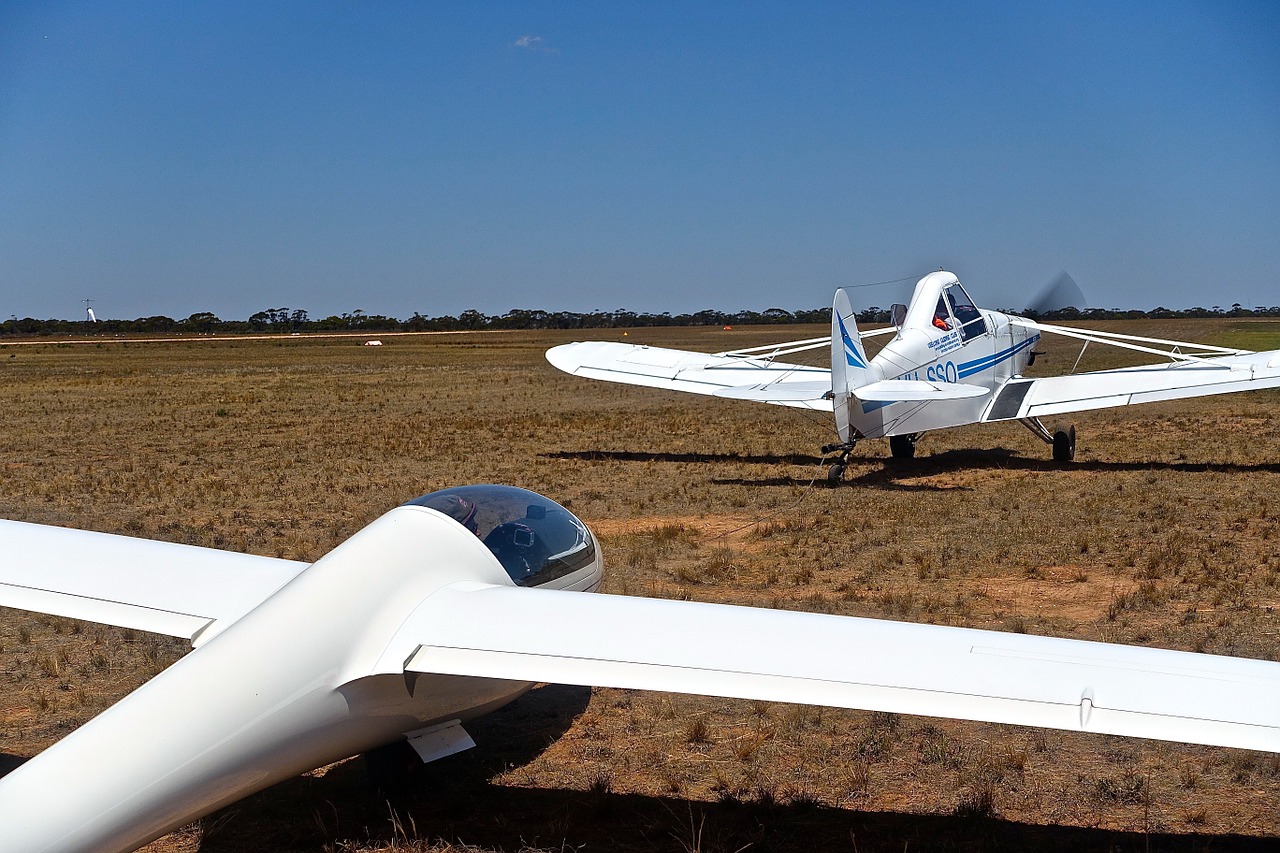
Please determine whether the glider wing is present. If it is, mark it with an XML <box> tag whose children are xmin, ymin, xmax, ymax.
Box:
<box><xmin>383</xmin><ymin>583</ymin><xmax>1280</xmax><ymax>752</ymax></box>
<box><xmin>0</xmin><ymin>520</ymin><xmax>307</xmax><ymax>643</ymax></box>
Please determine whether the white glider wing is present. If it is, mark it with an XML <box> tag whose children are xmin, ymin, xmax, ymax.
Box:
<box><xmin>381</xmin><ymin>583</ymin><xmax>1280</xmax><ymax>752</ymax></box>
<box><xmin>546</xmin><ymin>341</ymin><xmax>831</xmax><ymax>410</ymax></box>
<box><xmin>985</xmin><ymin>349</ymin><xmax>1280</xmax><ymax>422</ymax></box>
<box><xmin>0</xmin><ymin>520</ymin><xmax>307</xmax><ymax>643</ymax></box>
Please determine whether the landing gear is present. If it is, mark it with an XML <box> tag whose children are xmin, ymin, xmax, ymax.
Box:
<box><xmin>1019</xmin><ymin>417</ymin><xmax>1077</xmax><ymax>463</ymax></box>
<box><xmin>822</xmin><ymin>441</ymin><xmax>857</xmax><ymax>485</ymax></box>
<box><xmin>889</xmin><ymin>433</ymin><xmax>920</xmax><ymax>460</ymax></box>
<box><xmin>1051</xmin><ymin>422</ymin><xmax>1077</xmax><ymax>463</ymax></box>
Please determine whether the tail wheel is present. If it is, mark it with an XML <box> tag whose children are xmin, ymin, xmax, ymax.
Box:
<box><xmin>889</xmin><ymin>434</ymin><xmax>918</xmax><ymax>459</ymax></box>
<box><xmin>1052</xmin><ymin>423</ymin><xmax>1076</xmax><ymax>463</ymax></box>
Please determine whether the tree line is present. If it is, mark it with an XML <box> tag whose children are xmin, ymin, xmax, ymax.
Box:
<box><xmin>3</xmin><ymin>302</ymin><xmax>1278</xmax><ymax>337</ymax></box>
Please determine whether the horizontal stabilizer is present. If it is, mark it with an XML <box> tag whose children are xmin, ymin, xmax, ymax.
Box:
<box><xmin>854</xmin><ymin>380</ymin><xmax>990</xmax><ymax>402</ymax></box>
<box><xmin>713</xmin><ymin>381</ymin><xmax>831</xmax><ymax>403</ymax></box>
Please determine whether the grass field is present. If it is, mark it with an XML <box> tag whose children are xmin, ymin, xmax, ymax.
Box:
<box><xmin>2</xmin><ymin>320</ymin><xmax>1279</xmax><ymax>852</ymax></box>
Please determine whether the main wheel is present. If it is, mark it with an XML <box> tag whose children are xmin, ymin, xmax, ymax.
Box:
<box><xmin>889</xmin><ymin>434</ymin><xmax>917</xmax><ymax>459</ymax></box>
<box><xmin>827</xmin><ymin>463</ymin><xmax>846</xmax><ymax>485</ymax></box>
<box><xmin>1052</xmin><ymin>423</ymin><xmax>1076</xmax><ymax>463</ymax></box>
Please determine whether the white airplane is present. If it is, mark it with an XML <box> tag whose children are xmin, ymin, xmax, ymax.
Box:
<box><xmin>546</xmin><ymin>271</ymin><xmax>1280</xmax><ymax>481</ymax></box>
<box><xmin>2</xmin><ymin>484</ymin><xmax>1280</xmax><ymax>852</ymax></box>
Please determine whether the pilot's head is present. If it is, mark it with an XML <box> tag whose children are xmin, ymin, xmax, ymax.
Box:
<box><xmin>435</xmin><ymin>494</ymin><xmax>478</xmax><ymax>534</ymax></box>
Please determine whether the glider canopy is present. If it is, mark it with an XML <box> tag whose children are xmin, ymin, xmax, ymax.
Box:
<box><xmin>408</xmin><ymin>485</ymin><xmax>598</xmax><ymax>588</ymax></box>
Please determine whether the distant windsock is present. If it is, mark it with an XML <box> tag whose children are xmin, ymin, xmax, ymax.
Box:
<box><xmin>86</xmin><ymin>307</ymin><xmax>97</xmax><ymax>323</ymax></box>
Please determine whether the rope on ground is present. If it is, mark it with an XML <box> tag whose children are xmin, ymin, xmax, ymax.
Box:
<box><xmin>707</xmin><ymin>450</ymin><xmax>838</xmax><ymax>542</ymax></box>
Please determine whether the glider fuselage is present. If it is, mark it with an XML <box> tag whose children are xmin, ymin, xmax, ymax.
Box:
<box><xmin>0</xmin><ymin>505</ymin><xmax>600</xmax><ymax>853</ymax></box>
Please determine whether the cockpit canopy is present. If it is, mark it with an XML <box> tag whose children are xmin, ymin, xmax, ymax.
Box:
<box><xmin>406</xmin><ymin>485</ymin><xmax>599</xmax><ymax>588</ymax></box>
<box><xmin>904</xmin><ymin>271</ymin><xmax>987</xmax><ymax>340</ymax></box>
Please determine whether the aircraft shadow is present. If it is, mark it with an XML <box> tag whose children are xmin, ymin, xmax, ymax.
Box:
<box><xmin>711</xmin><ymin>447</ymin><xmax>1280</xmax><ymax>488</ymax></box>
<box><xmin>0</xmin><ymin>753</ymin><xmax>26</xmax><ymax>778</ymax></box>
<box><xmin>548</xmin><ymin>446</ymin><xmax>1280</xmax><ymax>480</ymax></box>
<box><xmin>190</xmin><ymin>680</ymin><xmax>1276</xmax><ymax>853</ymax></box>
<box><xmin>902</xmin><ymin>449</ymin><xmax>1280</xmax><ymax>477</ymax></box>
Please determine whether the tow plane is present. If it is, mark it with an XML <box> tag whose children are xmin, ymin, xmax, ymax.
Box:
<box><xmin>546</xmin><ymin>271</ymin><xmax>1280</xmax><ymax>481</ymax></box>
<box><xmin>3</xmin><ymin>484</ymin><xmax>1280</xmax><ymax>851</ymax></box>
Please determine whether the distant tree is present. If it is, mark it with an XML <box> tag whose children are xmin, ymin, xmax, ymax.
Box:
<box><xmin>133</xmin><ymin>315</ymin><xmax>179</xmax><ymax>333</ymax></box>
<box><xmin>184</xmin><ymin>312</ymin><xmax>220</xmax><ymax>333</ymax></box>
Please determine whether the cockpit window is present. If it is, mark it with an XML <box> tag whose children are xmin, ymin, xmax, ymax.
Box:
<box><xmin>943</xmin><ymin>282</ymin><xmax>986</xmax><ymax>341</ymax></box>
<box><xmin>406</xmin><ymin>485</ymin><xmax>597</xmax><ymax>587</ymax></box>
<box><xmin>932</xmin><ymin>295</ymin><xmax>953</xmax><ymax>331</ymax></box>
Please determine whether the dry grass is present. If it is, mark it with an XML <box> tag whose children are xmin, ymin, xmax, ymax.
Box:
<box><xmin>1</xmin><ymin>320</ymin><xmax>1279</xmax><ymax>852</ymax></box>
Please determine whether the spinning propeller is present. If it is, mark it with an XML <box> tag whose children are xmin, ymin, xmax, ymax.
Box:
<box><xmin>1025</xmin><ymin>271</ymin><xmax>1087</xmax><ymax>316</ymax></box>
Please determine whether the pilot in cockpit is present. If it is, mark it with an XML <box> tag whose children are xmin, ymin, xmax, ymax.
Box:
<box><xmin>932</xmin><ymin>296</ymin><xmax>952</xmax><ymax>331</ymax></box>
<box><xmin>432</xmin><ymin>494</ymin><xmax>479</xmax><ymax>535</ymax></box>
<box><xmin>409</xmin><ymin>485</ymin><xmax>599</xmax><ymax>589</ymax></box>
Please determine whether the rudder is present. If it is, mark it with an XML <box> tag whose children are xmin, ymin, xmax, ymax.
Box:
<box><xmin>831</xmin><ymin>288</ymin><xmax>870</xmax><ymax>442</ymax></box>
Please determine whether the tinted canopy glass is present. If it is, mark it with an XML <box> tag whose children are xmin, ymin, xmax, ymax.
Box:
<box><xmin>944</xmin><ymin>282</ymin><xmax>986</xmax><ymax>340</ymax></box>
<box><xmin>406</xmin><ymin>485</ymin><xmax>597</xmax><ymax>587</ymax></box>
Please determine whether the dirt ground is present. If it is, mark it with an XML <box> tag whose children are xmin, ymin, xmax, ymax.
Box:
<box><xmin>1</xmin><ymin>320</ymin><xmax>1278</xmax><ymax>852</ymax></box>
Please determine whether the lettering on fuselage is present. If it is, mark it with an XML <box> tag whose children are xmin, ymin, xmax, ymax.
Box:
<box><xmin>898</xmin><ymin>361</ymin><xmax>960</xmax><ymax>384</ymax></box>
<box><xmin>927</xmin><ymin>331</ymin><xmax>962</xmax><ymax>355</ymax></box>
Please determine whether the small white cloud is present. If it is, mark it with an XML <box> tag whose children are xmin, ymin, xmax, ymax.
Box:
<box><xmin>514</xmin><ymin>34</ymin><xmax>544</xmax><ymax>49</ymax></box>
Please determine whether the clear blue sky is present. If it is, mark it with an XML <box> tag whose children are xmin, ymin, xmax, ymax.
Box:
<box><xmin>2</xmin><ymin>2</ymin><xmax>1277</xmax><ymax>321</ymax></box>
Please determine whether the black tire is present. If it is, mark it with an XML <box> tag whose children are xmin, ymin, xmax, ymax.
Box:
<box><xmin>827</xmin><ymin>463</ymin><xmax>845</xmax><ymax>485</ymax></box>
<box><xmin>1052</xmin><ymin>423</ymin><xmax>1076</xmax><ymax>463</ymax></box>
<box><xmin>889</xmin><ymin>434</ymin><xmax>917</xmax><ymax>459</ymax></box>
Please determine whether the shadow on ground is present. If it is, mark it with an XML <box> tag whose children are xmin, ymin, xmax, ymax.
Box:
<box><xmin>704</xmin><ymin>447</ymin><xmax>1280</xmax><ymax>488</ymax></box>
<box><xmin>193</xmin><ymin>684</ymin><xmax>1275</xmax><ymax>853</ymax></box>
<box><xmin>0</xmin><ymin>753</ymin><xmax>25</xmax><ymax>778</ymax></box>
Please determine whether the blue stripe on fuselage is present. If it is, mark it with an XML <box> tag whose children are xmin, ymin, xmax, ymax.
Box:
<box><xmin>957</xmin><ymin>334</ymin><xmax>1039</xmax><ymax>379</ymax></box>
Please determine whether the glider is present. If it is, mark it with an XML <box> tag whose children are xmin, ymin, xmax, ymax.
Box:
<box><xmin>1</xmin><ymin>485</ymin><xmax>1279</xmax><ymax>852</ymax></box>
<box><xmin>546</xmin><ymin>271</ymin><xmax>1280</xmax><ymax>481</ymax></box>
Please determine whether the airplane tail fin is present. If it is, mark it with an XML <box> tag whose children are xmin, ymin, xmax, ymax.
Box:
<box><xmin>831</xmin><ymin>288</ymin><xmax>870</xmax><ymax>442</ymax></box>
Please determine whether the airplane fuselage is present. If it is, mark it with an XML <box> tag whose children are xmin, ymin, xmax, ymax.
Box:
<box><xmin>848</xmin><ymin>309</ymin><xmax>1040</xmax><ymax>438</ymax></box>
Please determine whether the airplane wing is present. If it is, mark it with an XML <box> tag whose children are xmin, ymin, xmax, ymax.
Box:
<box><xmin>0</xmin><ymin>519</ymin><xmax>307</xmax><ymax>644</ymax></box>
<box><xmin>378</xmin><ymin>582</ymin><xmax>1280</xmax><ymax>752</ymax></box>
<box><xmin>984</xmin><ymin>349</ymin><xmax>1280</xmax><ymax>422</ymax></box>
<box><xmin>546</xmin><ymin>341</ymin><xmax>832</xmax><ymax>410</ymax></box>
